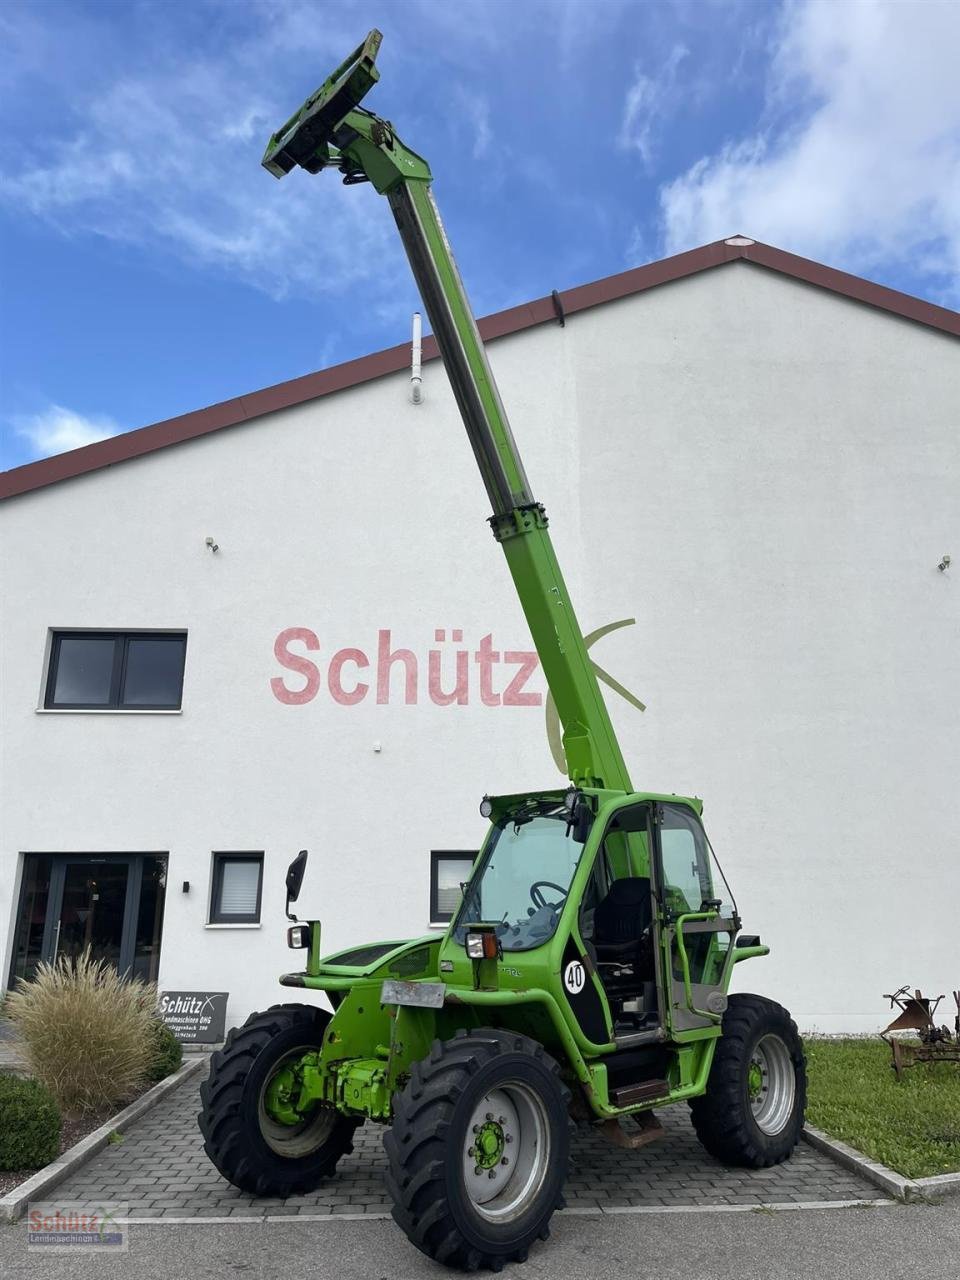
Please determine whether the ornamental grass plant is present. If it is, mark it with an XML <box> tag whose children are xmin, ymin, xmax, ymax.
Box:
<box><xmin>6</xmin><ymin>950</ymin><xmax>157</xmax><ymax>1115</ymax></box>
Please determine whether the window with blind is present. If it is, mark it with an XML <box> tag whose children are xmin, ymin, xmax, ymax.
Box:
<box><xmin>210</xmin><ymin>853</ymin><xmax>263</xmax><ymax>924</ymax></box>
<box><xmin>430</xmin><ymin>851</ymin><xmax>476</xmax><ymax>925</ymax></box>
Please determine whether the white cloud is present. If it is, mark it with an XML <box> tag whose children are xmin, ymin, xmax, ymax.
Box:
<box><xmin>16</xmin><ymin>405</ymin><xmax>123</xmax><ymax>455</ymax></box>
<box><xmin>659</xmin><ymin>0</ymin><xmax>960</xmax><ymax>301</ymax></box>
<box><xmin>619</xmin><ymin>43</ymin><xmax>689</xmax><ymax>170</ymax></box>
<box><xmin>454</xmin><ymin>88</ymin><xmax>493</xmax><ymax>160</ymax></box>
<box><xmin>624</xmin><ymin>223</ymin><xmax>652</xmax><ymax>267</ymax></box>
<box><xmin>0</xmin><ymin>27</ymin><xmax>402</xmax><ymax>302</ymax></box>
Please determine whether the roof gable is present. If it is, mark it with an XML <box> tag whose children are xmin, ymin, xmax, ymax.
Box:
<box><xmin>2</xmin><ymin>237</ymin><xmax>957</xmax><ymax>501</ymax></box>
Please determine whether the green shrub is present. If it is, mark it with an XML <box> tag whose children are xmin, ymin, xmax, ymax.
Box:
<box><xmin>146</xmin><ymin>1018</ymin><xmax>183</xmax><ymax>1082</ymax></box>
<box><xmin>5</xmin><ymin>950</ymin><xmax>157</xmax><ymax>1115</ymax></box>
<box><xmin>0</xmin><ymin>1074</ymin><xmax>61</xmax><ymax>1170</ymax></box>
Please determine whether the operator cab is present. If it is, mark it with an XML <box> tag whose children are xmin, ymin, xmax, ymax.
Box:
<box><xmin>581</xmin><ymin>797</ymin><xmax>738</xmax><ymax>1037</ymax></box>
<box><xmin>451</xmin><ymin>790</ymin><xmax>735</xmax><ymax>1045</ymax></box>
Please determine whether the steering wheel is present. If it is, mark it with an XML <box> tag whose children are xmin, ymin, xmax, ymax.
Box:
<box><xmin>530</xmin><ymin>880</ymin><xmax>568</xmax><ymax>910</ymax></box>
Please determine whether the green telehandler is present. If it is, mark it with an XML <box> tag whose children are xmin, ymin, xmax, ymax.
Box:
<box><xmin>198</xmin><ymin>31</ymin><xmax>806</xmax><ymax>1270</ymax></box>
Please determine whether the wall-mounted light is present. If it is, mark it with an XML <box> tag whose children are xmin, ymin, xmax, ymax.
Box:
<box><xmin>938</xmin><ymin>554</ymin><xmax>951</xmax><ymax>572</ymax></box>
<box><xmin>182</xmin><ymin>880</ymin><xmax>190</xmax><ymax>893</ymax></box>
<box><xmin>205</xmin><ymin>537</ymin><xmax>219</xmax><ymax>553</ymax></box>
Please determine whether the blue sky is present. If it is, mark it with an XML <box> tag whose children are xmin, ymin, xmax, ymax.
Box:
<box><xmin>2</xmin><ymin>0</ymin><xmax>958</xmax><ymax>471</ymax></box>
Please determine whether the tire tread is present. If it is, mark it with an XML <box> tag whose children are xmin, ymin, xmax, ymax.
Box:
<box><xmin>197</xmin><ymin>1003</ymin><xmax>358</xmax><ymax>1195</ymax></box>
<box><xmin>384</xmin><ymin>1027</ymin><xmax>569</xmax><ymax>1271</ymax></box>
<box><xmin>689</xmin><ymin>993</ymin><xmax>806</xmax><ymax>1168</ymax></box>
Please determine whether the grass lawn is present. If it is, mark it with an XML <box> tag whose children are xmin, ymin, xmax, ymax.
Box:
<box><xmin>805</xmin><ymin>1037</ymin><xmax>960</xmax><ymax>1179</ymax></box>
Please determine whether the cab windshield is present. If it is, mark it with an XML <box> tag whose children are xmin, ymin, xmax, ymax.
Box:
<box><xmin>452</xmin><ymin>812</ymin><xmax>583</xmax><ymax>952</ymax></box>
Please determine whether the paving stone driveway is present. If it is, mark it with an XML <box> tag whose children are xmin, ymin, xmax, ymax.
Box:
<box><xmin>51</xmin><ymin>1072</ymin><xmax>876</xmax><ymax>1217</ymax></box>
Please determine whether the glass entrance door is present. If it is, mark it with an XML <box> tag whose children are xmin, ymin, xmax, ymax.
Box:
<box><xmin>54</xmin><ymin>861</ymin><xmax>132</xmax><ymax>968</ymax></box>
<box><xmin>9</xmin><ymin>854</ymin><xmax>168</xmax><ymax>986</ymax></box>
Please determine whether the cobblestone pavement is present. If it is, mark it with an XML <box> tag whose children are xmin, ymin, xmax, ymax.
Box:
<box><xmin>51</xmin><ymin>1077</ymin><xmax>877</xmax><ymax>1217</ymax></box>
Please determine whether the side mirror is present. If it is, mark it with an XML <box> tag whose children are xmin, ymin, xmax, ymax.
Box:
<box><xmin>574</xmin><ymin>801</ymin><xmax>592</xmax><ymax>845</ymax></box>
<box><xmin>286</xmin><ymin>849</ymin><xmax>308</xmax><ymax>920</ymax></box>
<box><xmin>564</xmin><ymin>789</ymin><xmax>594</xmax><ymax>844</ymax></box>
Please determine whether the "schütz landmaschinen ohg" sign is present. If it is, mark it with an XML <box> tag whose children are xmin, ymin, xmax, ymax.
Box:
<box><xmin>158</xmin><ymin>991</ymin><xmax>228</xmax><ymax>1043</ymax></box>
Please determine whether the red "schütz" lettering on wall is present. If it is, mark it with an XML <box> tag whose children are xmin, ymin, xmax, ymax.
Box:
<box><xmin>271</xmin><ymin>629</ymin><xmax>543</xmax><ymax>708</ymax></box>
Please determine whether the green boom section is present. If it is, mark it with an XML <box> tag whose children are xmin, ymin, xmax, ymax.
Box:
<box><xmin>497</xmin><ymin>517</ymin><xmax>631</xmax><ymax>789</ymax></box>
<box><xmin>390</xmin><ymin>181</ymin><xmax>631</xmax><ymax>791</ymax></box>
<box><xmin>262</xmin><ymin>30</ymin><xmax>631</xmax><ymax>791</ymax></box>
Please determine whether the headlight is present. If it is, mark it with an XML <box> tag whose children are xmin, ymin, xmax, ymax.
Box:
<box><xmin>287</xmin><ymin>924</ymin><xmax>310</xmax><ymax>949</ymax></box>
<box><xmin>479</xmin><ymin>795</ymin><xmax>493</xmax><ymax>818</ymax></box>
<box><xmin>466</xmin><ymin>931</ymin><xmax>498</xmax><ymax>960</ymax></box>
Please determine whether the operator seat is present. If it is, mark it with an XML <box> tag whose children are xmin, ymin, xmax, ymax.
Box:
<box><xmin>592</xmin><ymin>877</ymin><xmax>653</xmax><ymax>978</ymax></box>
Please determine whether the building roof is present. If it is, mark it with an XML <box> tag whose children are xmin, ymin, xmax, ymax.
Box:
<box><xmin>2</xmin><ymin>236</ymin><xmax>958</xmax><ymax>501</ymax></box>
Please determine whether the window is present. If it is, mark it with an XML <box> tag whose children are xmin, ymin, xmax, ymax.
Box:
<box><xmin>430</xmin><ymin>851</ymin><xmax>475</xmax><ymax>925</ymax></box>
<box><xmin>658</xmin><ymin>806</ymin><xmax>712</xmax><ymax>917</ymax></box>
<box><xmin>210</xmin><ymin>853</ymin><xmax>263</xmax><ymax>925</ymax></box>
<box><xmin>452</xmin><ymin>814</ymin><xmax>585</xmax><ymax>951</ymax></box>
<box><xmin>10</xmin><ymin>854</ymin><xmax>52</xmax><ymax>984</ymax></box>
<box><xmin>45</xmin><ymin>631</ymin><xmax>187</xmax><ymax>710</ymax></box>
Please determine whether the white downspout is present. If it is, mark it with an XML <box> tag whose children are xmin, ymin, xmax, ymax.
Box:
<box><xmin>410</xmin><ymin>311</ymin><xmax>423</xmax><ymax>404</ymax></box>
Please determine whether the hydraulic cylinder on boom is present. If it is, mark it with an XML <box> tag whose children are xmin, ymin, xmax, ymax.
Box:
<box><xmin>262</xmin><ymin>29</ymin><xmax>629</xmax><ymax>792</ymax></box>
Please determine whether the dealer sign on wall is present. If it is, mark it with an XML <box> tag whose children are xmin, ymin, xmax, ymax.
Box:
<box><xmin>158</xmin><ymin>992</ymin><xmax>228</xmax><ymax>1043</ymax></box>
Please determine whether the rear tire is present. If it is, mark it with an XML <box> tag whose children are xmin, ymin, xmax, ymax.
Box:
<box><xmin>384</xmin><ymin>1028</ymin><xmax>570</xmax><ymax>1271</ymax></box>
<box><xmin>689</xmin><ymin>993</ymin><xmax>806</xmax><ymax>1168</ymax></box>
<box><xmin>198</xmin><ymin>1002</ymin><xmax>359</xmax><ymax>1196</ymax></box>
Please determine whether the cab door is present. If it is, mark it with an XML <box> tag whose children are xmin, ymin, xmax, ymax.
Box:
<box><xmin>652</xmin><ymin>803</ymin><xmax>737</xmax><ymax>1034</ymax></box>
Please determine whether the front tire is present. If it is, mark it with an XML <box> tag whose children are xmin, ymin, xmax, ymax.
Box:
<box><xmin>690</xmin><ymin>993</ymin><xmax>806</xmax><ymax>1167</ymax></box>
<box><xmin>198</xmin><ymin>1002</ymin><xmax>359</xmax><ymax>1196</ymax></box>
<box><xmin>385</xmin><ymin>1028</ymin><xmax>570</xmax><ymax>1271</ymax></box>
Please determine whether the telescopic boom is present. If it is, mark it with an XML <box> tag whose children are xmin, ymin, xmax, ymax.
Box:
<box><xmin>263</xmin><ymin>30</ymin><xmax>631</xmax><ymax>791</ymax></box>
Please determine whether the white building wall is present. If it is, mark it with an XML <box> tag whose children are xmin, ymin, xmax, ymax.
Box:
<box><xmin>1</xmin><ymin>261</ymin><xmax>957</xmax><ymax>1033</ymax></box>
